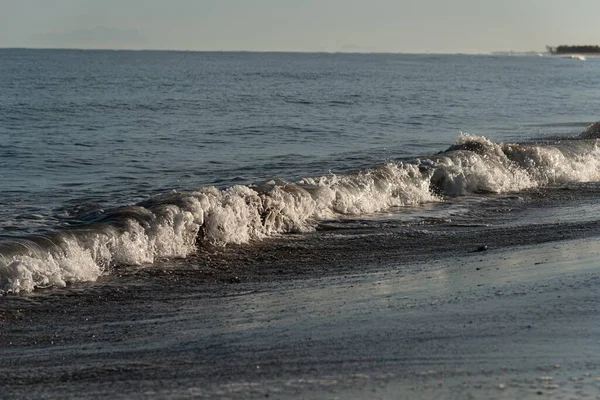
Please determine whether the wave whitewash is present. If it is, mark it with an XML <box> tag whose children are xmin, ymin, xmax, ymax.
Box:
<box><xmin>2</xmin><ymin>132</ymin><xmax>600</xmax><ymax>293</ymax></box>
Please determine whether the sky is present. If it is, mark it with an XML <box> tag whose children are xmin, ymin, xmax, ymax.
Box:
<box><xmin>1</xmin><ymin>0</ymin><xmax>600</xmax><ymax>53</ymax></box>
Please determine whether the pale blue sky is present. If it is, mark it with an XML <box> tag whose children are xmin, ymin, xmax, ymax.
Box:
<box><xmin>1</xmin><ymin>0</ymin><xmax>599</xmax><ymax>53</ymax></box>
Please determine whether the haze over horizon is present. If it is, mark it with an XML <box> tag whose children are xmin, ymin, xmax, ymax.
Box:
<box><xmin>2</xmin><ymin>0</ymin><xmax>600</xmax><ymax>53</ymax></box>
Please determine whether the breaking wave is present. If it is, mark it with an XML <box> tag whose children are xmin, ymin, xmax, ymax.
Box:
<box><xmin>2</xmin><ymin>133</ymin><xmax>600</xmax><ymax>293</ymax></box>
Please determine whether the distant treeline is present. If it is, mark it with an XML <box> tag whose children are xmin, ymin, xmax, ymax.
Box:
<box><xmin>546</xmin><ymin>45</ymin><xmax>600</xmax><ymax>54</ymax></box>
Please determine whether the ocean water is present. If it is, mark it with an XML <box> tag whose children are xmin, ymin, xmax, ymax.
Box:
<box><xmin>1</xmin><ymin>49</ymin><xmax>600</xmax><ymax>294</ymax></box>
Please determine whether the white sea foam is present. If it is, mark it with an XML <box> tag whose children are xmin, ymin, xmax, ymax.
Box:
<box><xmin>0</xmin><ymin>204</ymin><xmax>202</xmax><ymax>293</ymax></box>
<box><xmin>429</xmin><ymin>134</ymin><xmax>600</xmax><ymax>195</ymax></box>
<box><xmin>428</xmin><ymin>134</ymin><xmax>533</xmax><ymax>195</ymax></box>
<box><xmin>2</xmin><ymin>134</ymin><xmax>600</xmax><ymax>293</ymax></box>
<box><xmin>0</xmin><ymin>238</ymin><xmax>103</xmax><ymax>293</ymax></box>
<box><xmin>504</xmin><ymin>141</ymin><xmax>600</xmax><ymax>186</ymax></box>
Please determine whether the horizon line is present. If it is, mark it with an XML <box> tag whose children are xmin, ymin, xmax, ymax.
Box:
<box><xmin>0</xmin><ymin>47</ymin><xmax>545</xmax><ymax>55</ymax></box>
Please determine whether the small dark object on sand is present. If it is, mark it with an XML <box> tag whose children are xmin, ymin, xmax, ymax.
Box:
<box><xmin>476</xmin><ymin>245</ymin><xmax>488</xmax><ymax>252</ymax></box>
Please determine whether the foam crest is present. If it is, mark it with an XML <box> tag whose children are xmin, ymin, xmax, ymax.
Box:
<box><xmin>3</xmin><ymin>133</ymin><xmax>600</xmax><ymax>293</ymax></box>
<box><xmin>0</xmin><ymin>237</ymin><xmax>103</xmax><ymax>293</ymax></box>
<box><xmin>504</xmin><ymin>141</ymin><xmax>600</xmax><ymax>185</ymax></box>
<box><xmin>429</xmin><ymin>134</ymin><xmax>534</xmax><ymax>195</ymax></box>
<box><xmin>0</xmin><ymin>162</ymin><xmax>437</xmax><ymax>293</ymax></box>
<box><xmin>0</xmin><ymin>204</ymin><xmax>201</xmax><ymax>293</ymax></box>
<box><xmin>429</xmin><ymin>134</ymin><xmax>600</xmax><ymax>195</ymax></box>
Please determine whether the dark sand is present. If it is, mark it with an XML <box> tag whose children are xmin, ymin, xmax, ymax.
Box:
<box><xmin>2</xmin><ymin>187</ymin><xmax>600</xmax><ymax>399</ymax></box>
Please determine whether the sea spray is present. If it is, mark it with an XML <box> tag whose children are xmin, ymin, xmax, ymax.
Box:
<box><xmin>429</xmin><ymin>134</ymin><xmax>534</xmax><ymax>195</ymax></box>
<box><xmin>429</xmin><ymin>134</ymin><xmax>600</xmax><ymax>195</ymax></box>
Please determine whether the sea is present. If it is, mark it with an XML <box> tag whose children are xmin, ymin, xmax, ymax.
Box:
<box><xmin>1</xmin><ymin>49</ymin><xmax>600</xmax><ymax>294</ymax></box>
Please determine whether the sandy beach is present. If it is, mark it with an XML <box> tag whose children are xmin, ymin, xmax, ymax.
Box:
<box><xmin>3</xmin><ymin>186</ymin><xmax>600</xmax><ymax>399</ymax></box>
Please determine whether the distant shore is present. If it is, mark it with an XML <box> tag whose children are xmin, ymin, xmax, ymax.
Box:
<box><xmin>547</xmin><ymin>45</ymin><xmax>600</xmax><ymax>54</ymax></box>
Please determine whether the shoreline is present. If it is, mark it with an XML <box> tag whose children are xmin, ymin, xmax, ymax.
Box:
<box><xmin>2</xmin><ymin>187</ymin><xmax>600</xmax><ymax>398</ymax></box>
<box><xmin>2</xmin><ymin>237</ymin><xmax>600</xmax><ymax>398</ymax></box>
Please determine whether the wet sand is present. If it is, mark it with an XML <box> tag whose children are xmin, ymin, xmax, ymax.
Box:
<box><xmin>2</xmin><ymin>188</ymin><xmax>600</xmax><ymax>399</ymax></box>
